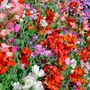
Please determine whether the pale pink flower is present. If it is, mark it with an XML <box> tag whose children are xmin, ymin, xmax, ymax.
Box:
<box><xmin>41</xmin><ymin>0</ymin><xmax>50</xmax><ymax>2</ymax></box>
<box><xmin>0</xmin><ymin>30</ymin><xmax>7</xmax><ymax>36</ymax></box>
<box><xmin>0</xmin><ymin>29</ymin><xmax>11</xmax><ymax>36</ymax></box>
<box><xmin>60</xmin><ymin>16</ymin><xmax>66</xmax><ymax>21</ymax></box>
<box><xmin>0</xmin><ymin>12</ymin><xmax>6</xmax><ymax>20</ymax></box>
<box><xmin>6</xmin><ymin>51</ymin><xmax>13</xmax><ymax>57</ymax></box>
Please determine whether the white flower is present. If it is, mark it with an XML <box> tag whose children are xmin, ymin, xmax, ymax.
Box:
<box><xmin>12</xmin><ymin>82</ymin><xmax>22</xmax><ymax>90</ymax></box>
<box><xmin>6</xmin><ymin>51</ymin><xmax>13</xmax><ymax>57</ymax></box>
<box><xmin>70</xmin><ymin>59</ymin><xmax>76</xmax><ymax>68</ymax></box>
<box><xmin>12</xmin><ymin>65</ymin><xmax>45</xmax><ymax>90</ymax></box>
<box><xmin>33</xmin><ymin>81</ymin><xmax>44</xmax><ymax>90</ymax></box>
<box><xmin>1</xmin><ymin>0</ymin><xmax>11</xmax><ymax>8</ymax></box>
<box><xmin>23</xmin><ymin>73</ymin><xmax>36</xmax><ymax>89</ymax></box>
<box><xmin>23</xmin><ymin>72</ymin><xmax>45</xmax><ymax>90</ymax></box>
<box><xmin>71</xmin><ymin>69</ymin><xmax>74</xmax><ymax>73</ymax></box>
<box><xmin>40</xmin><ymin>19</ymin><xmax>48</xmax><ymax>27</ymax></box>
<box><xmin>32</xmin><ymin>65</ymin><xmax>45</xmax><ymax>78</ymax></box>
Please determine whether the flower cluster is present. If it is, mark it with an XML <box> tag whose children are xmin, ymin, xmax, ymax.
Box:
<box><xmin>0</xmin><ymin>43</ymin><xmax>15</xmax><ymax>74</ymax></box>
<box><xmin>12</xmin><ymin>65</ymin><xmax>45</xmax><ymax>90</ymax></box>
<box><xmin>0</xmin><ymin>0</ymin><xmax>90</xmax><ymax>90</ymax></box>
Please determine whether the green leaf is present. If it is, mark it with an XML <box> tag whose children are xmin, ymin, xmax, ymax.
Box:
<box><xmin>0</xmin><ymin>84</ymin><xmax>6</xmax><ymax>90</ymax></box>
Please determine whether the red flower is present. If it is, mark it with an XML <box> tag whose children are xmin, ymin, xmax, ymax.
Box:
<box><xmin>69</xmin><ymin>1</ymin><xmax>78</xmax><ymax>9</ymax></box>
<box><xmin>20</xmin><ymin>47</ymin><xmax>32</xmax><ymax>67</ymax></box>
<box><xmin>79</xmin><ymin>48</ymin><xmax>90</xmax><ymax>62</ymax></box>
<box><xmin>46</xmin><ymin>9</ymin><xmax>54</xmax><ymax>24</ymax></box>
<box><xmin>66</xmin><ymin>17</ymin><xmax>76</xmax><ymax>27</ymax></box>
<box><xmin>7</xmin><ymin>60</ymin><xmax>16</xmax><ymax>67</ymax></box>
<box><xmin>0</xmin><ymin>67</ymin><xmax>8</xmax><ymax>74</ymax></box>
<box><xmin>69</xmin><ymin>73</ymin><xmax>79</xmax><ymax>83</ymax></box>
<box><xmin>18</xmin><ymin>0</ymin><xmax>24</xmax><ymax>4</ymax></box>
<box><xmin>0</xmin><ymin>50</ymin><xmax>15</xmax><ymax>74</ymax></box>
<box><xmin>22</xmin><ymin>47</ymin><xmax>32</xmax><ymax>56</ymax></box>
<box><xmin>20</xmin><ymin>55</ymin><xmax>29</xmax><ymax>67</ymax></box>
<box><xmin>0</xmin><ymin>0</ymin><xmax>3</xmax><ymax>3</ymax></box>
<box><xmin>43</xmin><ymin>65</ymin><xmax>62</xmax><ymax>90</ymax></box>
<box><xmin>26</xmin><ymin>10</ymin><xmax>31</xmax><ymax>16</ymax></box>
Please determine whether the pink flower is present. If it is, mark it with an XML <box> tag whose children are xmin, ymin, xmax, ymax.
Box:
<box><xmin>65</xmin><ymin>58</ymin><xmax>76</xmax><ymax>68</ymax></box>
<box><xmin>7</xmin><ymin>22</ymin><xmax>14</xmax><ymax>30</ymax></box>
<box><xmin>0</xmin><ymin>29</ymin><xmax>11</xmax><ymax>36</ymax></box>
<box><xmin>76</xmin><ymin>81</ymin><xmax>81</xmax><ymax>85</ymax></box>
<box><xmin>11</xmin><ymin>45</ymin><xmax>19</xmax><ymax>52</ymax></box>
<box><xmin>0</xmin><ymin>12</ymin><xmax>6</xmax><ymax>20</ymax></box>
<box><xmin>65</xmin><ymin>58</ymin><xmax>71</xmax><ymax>65</ymax></box>
<box><xmin>9</xmin><ymin>37</ymin><xmax>14</xmax><ymax>43</ymax></box>
<box><xmin>0</xmin><ymin>30</ymin><xmax>7</xmax><ymax>36</ymax></box>
<box><xmin>25</xmin><ymin>4</ymin><xmax>30</xmax><ymax>9</ymax></box>
<box><xmin>60</xmin><ymin>16</ymin><xmax>66</xmax><ymax>21</ymax></box>
<box><xmin>14</xmin><ymin>24</ymin><xmax>20</xmax><ymax>32</ymax></box>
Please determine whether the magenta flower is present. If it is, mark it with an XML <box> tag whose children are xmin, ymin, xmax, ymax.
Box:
<box><xmin>14</xmin><ymin>24</ymin><xmax>20</xmax><ymax>32</ymax></box>
<box><xmin>9</xmin><ymin>37</ymin><xmax>14</xmax><ymax>43</ymax></box>
<box><xmin>11</xmin><ymin>45</ymin><xmax>19</xmax><ymax>52</ymax></box>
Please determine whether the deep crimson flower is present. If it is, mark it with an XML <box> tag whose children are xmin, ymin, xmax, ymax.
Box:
<box><xmin>20</xmin><ymin>55</ymin><xmax>29</xmax><ymax>67</ymax></box>
<box><xmin>66</xmin><ymin>17</ymin><xmax>76</xmax><ymax>27</ymax></box>
<box><xmin>20</xmin><ymin>47</ymin><xmax>32</xmax><ymax>67</ymax></box>
<box><xmin>0</xmin><ymin>0</ymin><xmax>3</xmax><ymax>4</ymax></box>
<box><xmin>46</xmin><ymin>9</ymin><xmax>54</xmax><ymax>24</ymax></box>
<box><xmin>69</xmin><ymin>1</ymin><xmax>78</xmax><ymax>9</ymax></box>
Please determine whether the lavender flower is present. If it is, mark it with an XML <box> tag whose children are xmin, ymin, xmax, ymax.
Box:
<box><xmin>32</xmin><ymin>35</ymin><xmax>38</xmax><ymax>40</ymax></box>
<box><xmin>32</xmin><ymin>44</ymin><xmax>53</xmax><ymax>57</ymax></box>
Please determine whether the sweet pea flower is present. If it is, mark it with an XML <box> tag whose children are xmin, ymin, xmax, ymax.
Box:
<box><xmin>14</xmin><ymin>24</ymin><xmax>20</xmax><ymax>32</ymax></box>
<box><xmin>9</xmin><ymin>37</ymin><xmax>14</xmax><ymax>43</ymax></box>
<box><xmin>65</xmin><ymin>58</ymin><xmax>71</xmax><ymax>65</ymax></box>
<box><xmin>12</xmin><ymin>82</ymin><xmax>22</xmax><ymax>90</ymax></box>
<box><xmin>65</xmin><ymin>58</ymin><xmax>76</xmax><ymax>68</ymax></box>
<box><xmin>33</xmin><ymin>81</ymin><xmax>44</xmax><ymax>90</ymax></box>
<box><xmin>86</xmin><ymin>62</ymin><xmax>90</xmax><ymax>70</ymax></box>
<box><xmin>0</xmin><ymin>12</ymin><xmax>6</xmax><ymax>20</ymax></box>
<box><xmin>41</xmin><ymin>0</ymin><xmax>50</xmax><ymax>2</ymax></box>
<box><xmin>11</xmin><ymin>45</ymin><xmax>19</xmax><ymax>52</ymax></box>
<box><xmin>32</xmin><ymin>44</ymin><xmax>53</xmax><ymax>57</ymax></box>
<box><xmin>40</xmin><ymin>19</ymin><xmax>48</xmax><ymax>27</ymax></box>
<box><xmin>0</xmin><ymin>29</ymin><xmax>11</xmax><ymax>37</ymax></box>
<box><xmin>32</xmin><ymin>65</ymin><xmax>45</xmax><ymax>78</ymax></box>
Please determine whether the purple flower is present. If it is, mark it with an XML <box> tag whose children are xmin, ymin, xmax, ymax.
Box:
<box><xmin>64</xmin><ymin>29</ymin><xmax>68</xmax><ymax>34</ymax></box>
<box><xmin>32</xmin><ymin>35</ymin><xmax>38</xmax><ymax>40</ymax></box>
<box><xmin>29</xmin><ymin>41</ymin><xmax>33</xmax><ymax>45</ymax></box>
<box><xmin>44</xmin><ymin>50</ymin><xmax>53</xmax><ymax>57</ymax></box>
<box><xmin>31</xmin><ymin>52</ymin><xmax>38</xmax><ymax>58</ymax></box>
<box><xmin>9</xmin><ymin>37</ymin><xmax>14</xmax><ymax>43</ymax></box>
<box><xmin>86</xmin><ymin>62</ymin><xmax>90</xmax><ymax>70</ymax></box>
<box><xmin>32</xmin><ymin>44</ymin><xmax>53</xmax><ymax>57</ymax></box>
